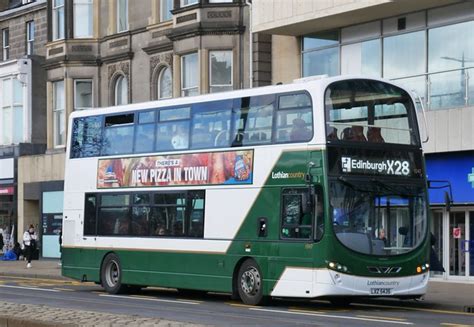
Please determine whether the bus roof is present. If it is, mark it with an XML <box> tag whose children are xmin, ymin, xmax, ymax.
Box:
<box><xmin>69</xmin><ymin>75</ymin><xmax>404</xmax><ymax>120</ymax></box>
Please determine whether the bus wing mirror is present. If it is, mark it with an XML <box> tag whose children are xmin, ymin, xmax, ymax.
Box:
<box><xmin>444</xmin><ymin>191</ymin><xmax>451</xmax><ymax>212</ymax></box>
<box><xmin>428</xmin><ymin>180</ymin><xmax>453</xmax><ymax>211</ymax></box>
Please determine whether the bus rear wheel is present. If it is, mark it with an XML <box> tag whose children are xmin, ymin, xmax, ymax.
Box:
<box><xmin>237</xmin><ymin>259</ymin><xmax>264</xmax><ymax>305</ymax></box>
<box><xmin>101</xmin><ymin>253</ymin><xmax>128</xmax><ymax>294</ymax></box>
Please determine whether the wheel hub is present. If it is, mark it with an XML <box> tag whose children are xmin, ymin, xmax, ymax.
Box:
<box><xmin>241</xmin><ymin>267</ymin><xmax>261</xmax><ymax>295</ymax></box>
<box><xmin>106</xmin><ymin>260</ymin><xmax>119</xmax><ymax>287</ymax></box>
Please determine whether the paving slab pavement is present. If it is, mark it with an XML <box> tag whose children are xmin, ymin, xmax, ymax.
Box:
<box><xmin>0</xmin><ymin>301</ymin><xmax>209</xmax><ymax>327</ymax></box>
<box><xmin>0</xmin><ymin>258</ymin><xmax>66</xmax><ymax>280</ymax></box>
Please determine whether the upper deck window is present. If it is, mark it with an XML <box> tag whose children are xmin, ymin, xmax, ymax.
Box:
<box><xmin>325</xmin><ymin>79</ymin><xmax>419</xmax><ymax>146</ymax></box>
<box><xmin>70</xmin><ymin>91</ymin><xmax>313</xmax><ymax>159</ymax></box>
<box><xmin>275</xmin><ymin>93</ymin><xmax>313</xmax><ymax>143</ymax></box>
<box><xmin>102</xmin><ymin>114</ymin><xmax>135</xmax><ymax>155</ymax></box>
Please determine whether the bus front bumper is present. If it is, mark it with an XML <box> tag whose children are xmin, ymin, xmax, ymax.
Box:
<box><xmin>270</xmin><ymin>268</ymin><xmax>429</xmax><ymax>298</ymax></box>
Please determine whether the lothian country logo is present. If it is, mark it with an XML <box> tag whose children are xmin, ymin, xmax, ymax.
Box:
<box><xmin>468</xmin><ymin>168</ymin><xmax>474</xmax><ymax>188</ymax></box>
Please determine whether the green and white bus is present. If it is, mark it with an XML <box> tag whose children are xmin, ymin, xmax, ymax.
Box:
<box><xmin>62</xmin><ymin>75</ymin><xmax>430</xmax><ymax>305</ymax></box>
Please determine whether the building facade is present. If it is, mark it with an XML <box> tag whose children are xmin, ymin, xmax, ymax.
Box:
<box><xmin>252</xmin><ymin>0</ymin><xmax>474</xmax><ymax>282</ymax></box>
<box><xmin>0</xmin><ymin>0</ymin><xmax>47</xmax><ymax>249</ymax></box>
<box><xmin>17</xmin><ymin>0</ymin><xmax>261</xmax><ymax>258</ymax></box>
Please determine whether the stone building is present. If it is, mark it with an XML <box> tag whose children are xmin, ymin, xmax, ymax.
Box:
<box><xmin>0</xmin><ymin>0</ymin><xmax>47</xmax><ymax>247</ymax></box>
<box><xmin>252</xmin><ymin>0</ymin><xmax>474</xmax><ymax>282</ymax></box>
<box><xmin>17</xmin><ymin>0</ymin><xmax>263</xmax><ymax>258</ymax></box>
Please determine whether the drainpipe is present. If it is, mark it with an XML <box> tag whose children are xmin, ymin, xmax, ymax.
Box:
<box><xmin>245</xmin><ymin>0</ymin><xmax>252</xmax><ymax>88</ymax></box>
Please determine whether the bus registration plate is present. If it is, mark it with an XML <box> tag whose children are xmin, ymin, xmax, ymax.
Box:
<box><xmin>370</xmin><ymin>288</ymin><xmax>392</xmax><ymax>295</ymax></box>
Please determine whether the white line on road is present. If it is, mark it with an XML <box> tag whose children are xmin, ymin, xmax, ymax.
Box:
<box><xmin>99</xmin><ymin>294</ymin><xmax>200</xmax><ymax>305</ymax></box>
<box><xmin>249</xmin><ymin>308</ymin><xmax>414</xmax><ymax>325</ymax></box>
<box><xmin>0</xmin><ymin>285</ymin><xmax>60</xmax><ymax>292</ymax></box>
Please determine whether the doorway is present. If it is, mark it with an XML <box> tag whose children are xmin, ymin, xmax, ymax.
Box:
<box><xmin>449</xmin><ymin>211</ymin><xmax>466</xmax><ymax>277</ymax></box>
<box><xmin>430</xmin><ymin>208</ymin><xmax>473</xmax><ymax>281</ymax></box>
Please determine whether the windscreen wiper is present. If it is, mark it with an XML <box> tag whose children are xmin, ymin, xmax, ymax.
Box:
<box><xmin>369</xmin><ymin>179</ymin><xmax>415</xmax><ymax>197</ymax></box>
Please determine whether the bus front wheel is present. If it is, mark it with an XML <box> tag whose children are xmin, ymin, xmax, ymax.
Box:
<box><xmin>101</xmin><ymin>253</ymin><xmax>128</xmax><ymax>294</ymax></box>
<box><xmin>237</xmin><ymin>259</ymin><xmax>264</xmax><ymax>305</ymax></box>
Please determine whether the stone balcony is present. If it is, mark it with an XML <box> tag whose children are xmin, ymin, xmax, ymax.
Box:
<box><xmin>44</xmin><ymin>39</ymin><xmax>100</xmax><ymax>68</ymax></box>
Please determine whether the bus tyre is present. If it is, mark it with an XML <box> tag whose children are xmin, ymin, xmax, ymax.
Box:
<box><xmin>101</xmin><ymin>253</ymin><xmax>128</xmax><ymax>294</ymax></box>
<box><xmin>237</xmin><ymin>259</ymin><xmax>264</xmax><ymax>305</ymax></box>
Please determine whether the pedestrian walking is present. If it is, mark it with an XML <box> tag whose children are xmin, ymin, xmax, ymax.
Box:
<box><xmin>0</xmin><ymin>229</ymin><xmax>4</xmax><ymax>254</ymax></box>
<box><xmin>58</xmin><ymin>230</ymin><xmax>62</xmax><ymax>266</ymax></box>
<box><xmin>23</xmin><ymin>224</ymin><xmax>37</xmax><ymax>268</ymax></box>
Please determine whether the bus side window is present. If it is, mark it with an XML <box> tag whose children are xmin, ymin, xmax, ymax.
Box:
<box><xmin>71</xmin><ymin>116</ymin><xmax>102</xmax><ymax>158</ymax></box>
<box><xmin>232</xmin><ymin>95</ymin><xmax>275</xmax><ymax>147</ymax></box>
<box><xmin>314</xmin><ymin>187</ymin><xmax>324</xmax><ymax>242</ymax></box>
<box><xmin>276</xmin><ymin>93</ymin><xmax>313</xmax><ymax>143</ymax></box>
<box><xmin>134</xmin><ymin>111</ymin><xmax>156</xmax><ymax>153</ymax></box>
<box><xmin>102</xmin><ymin>114</ymin><xmax>135</xmax><ymax>156</ymax></box>
<box><xmin>280</xmin><ymin>189</ymin><xmax>312</xmax><ymax>239</ymax></box>
<box><xmin>84</xmin><ymin>194</ymin><xmax>97</xmax><ymax>236</ymax></box>
<box><xmin>157</xmin><ymin>107</ymin><xmax>191</xmax><ymax>151</ymax></box>
<box><xmin>191</xmin><ymin>100</ymin><xmax>232</xmax><ymax>149</ymax></box>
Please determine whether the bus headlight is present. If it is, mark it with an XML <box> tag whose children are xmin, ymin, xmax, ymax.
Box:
<box><xmin>328</xmin><ymin>261</ymin><xmax>348</xmax><ymax>273</ymax></box>
<box><xmin>416</xmin><ymin>263</ymin><xmax>430</xmax><ymax>274</ymax></box>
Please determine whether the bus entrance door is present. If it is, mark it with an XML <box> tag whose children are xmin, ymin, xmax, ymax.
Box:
<box><xmin>268</xmin><ymin>187</ymin><xmax>315</xmax><ymax>298</ymax></box>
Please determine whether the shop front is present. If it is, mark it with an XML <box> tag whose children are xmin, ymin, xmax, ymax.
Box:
<box><xmin>0</xmin><ymin>157</ymin><xmax>15</xmax><ymax>247</ymax></box>
<box><xmin>427</xmin><ymin>151</ymin><xmax>474</xmax><ymax>282</ymax></box>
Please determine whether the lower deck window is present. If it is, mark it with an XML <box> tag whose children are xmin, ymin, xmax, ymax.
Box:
<box><xmin>83</xmin><ymin>190</ymin><xmax>205</xmax><ymax>238</ymax></box>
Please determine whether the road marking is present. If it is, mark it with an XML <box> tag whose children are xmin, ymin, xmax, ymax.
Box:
<box><xmin>225</xmin><ymin>302</ymin><xmax>259</xmax><ymax>308</ymax></box>
<box><xmin>0</xmin><ymin>275</ymin><xmax>80</xmax><ymax>284</ymax></box>
<box><xmin>350</xmin><ymin>303</ymin><xmax>474</xmax><ymax>317</ymax></box>
<box><xmin>0</xmin><ymin>285</ymin><xmax>60</xmax><ymax>292</ymax></box>
<box><xmin>133</xmin><ymin>294</ymin><xmax>201</xmax><ymax>304</ymax></box>
<box><xmin>357</xmin><ymin>315</ymin><xmax>407</xmax><ymax>322</ymax></box>
<box><xmin>440</xmin><ymin>323</ymin><xmax>474</xmax><ymax>327</ymax></box>
<box><xmin>288</xmin><ymin>308</ymin><xmax>327</xmax><ymax>314</ymax></box>
<box><xmin>53</xmin><ymin>288</ymin><xmax>75</xmax><ymax>292</ymax></box>
<box><xmin>250</xmin><ymin>308</ymin><xmax>413</xmax><ymax>325</ymax></box>
<box><xmin>99</xmin><ymin>294</ymin><xmax>200</xmax><ymax>305</ymax></box>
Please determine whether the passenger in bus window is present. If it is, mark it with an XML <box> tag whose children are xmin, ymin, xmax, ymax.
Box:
<box><xmin>290</xmin><ymin>118</ymin><xmax>311</xmax><ymax>141</ymax></box>
<box><xmin>378</xmin><ymin>228</ymin><xmax>389</xmax><ymax>247</ymax></box>
<box><xmin>171</xmin><ymin>125</ymin><xmax>189</xmax><ymax>149</ymax></box>
<box><xmin>157</xmin><ymin>227</ymin><xmax>167</xmax><ymax>236</ymax></box>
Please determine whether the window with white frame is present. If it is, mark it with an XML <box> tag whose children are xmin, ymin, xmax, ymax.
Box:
<box><xmin>209</xmin><ymin>50</ymin><xmax>233</xmax><ymax>93</ymax></box>
<box><xmin>114</xmin><ymin>75</ymin><xmax>128</xmax><ymax>105</ymax></box>
<box><xmin>161</xmin><ymin>0</ymin><xmax>173</xmax><ymax>22</ymax></box>
<box><xmin>117</xmin><ymin>0</ymin><xmax>129</xmax><ymax>32</ymax></box>
<box><xmin>181</xmin><ymin>52</ymin><xmax>198</xmax><ymax>97</ymax></box>
<box><xmin>26</xmin><ymin>21</ymin><xmax>35</xmax><ymax>55</ymax></box>
<box><xmin>2</xmin><ymin>29</ymin><xmax>9</xmax><ymax>61</ymax></box>
<box><xmin>74</xmin><ymin>0</ymin><xmax>93</xmax><ymax>38</ymax></box>
<box><xmin>1</xmin><ymin>78</ymin><xmax>24</xmax><ymax>145</ymax></box>
<box><xmin>158</xmin><ymin>66</ymin><xmax>172</xmax><ymax>99</ymax></box>
<box><xmin>53</xmin><ymin>80</ymin><xmax>65</xmax><ymax>147</ymax></box>
<box><xmin>52</xmin><ymin>0</ymin><xmax>65</xmax><ymax>40</ymax></box>
<box><xmin>181</xmin><ymin>0</ymin><xmax>198</xmax><ymax>7</ymax></box>
<box><xmin>74</xmin><ymin>80</ymin><xmax>93</xmax><ymax>110</ymax></box>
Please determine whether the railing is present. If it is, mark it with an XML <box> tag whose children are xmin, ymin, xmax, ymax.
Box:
<box><xmin>391</xmin><ymin>67</ymin><xmax>474</xmax><ymax>111</ymax></box>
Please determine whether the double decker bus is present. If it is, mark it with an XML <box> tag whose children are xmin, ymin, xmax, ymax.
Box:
<box><xmin>62</xmin><ymin>75</ymin><xmax>430</xmax><ymax>305</ymax></box>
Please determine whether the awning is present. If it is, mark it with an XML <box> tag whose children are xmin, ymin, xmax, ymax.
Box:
<box><xmin>426</xmin><ymin>152</ymin><xmax>474</xmax><ymax>205</ymax></box>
